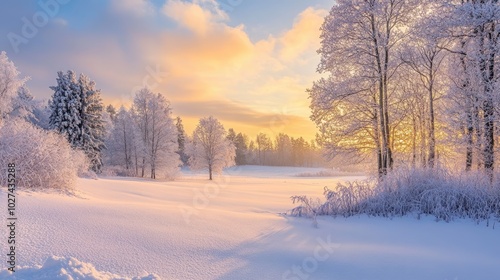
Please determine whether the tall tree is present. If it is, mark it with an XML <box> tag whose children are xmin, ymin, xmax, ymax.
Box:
<box><xmin>132</xmin><ymin>87</ymin><xmax>180</xmax><ymax>179</ymax></box>
<box><xmin>234</xmin><ymin>132</ymin><xmax>248</xmax><ymax>165</ymax></box>
<box><xmin>79</xmin><ymin>74</ymin><xmax>106</xmax><ymax>173</ymax></box>
<box><xmin>49</xmin><ymin>70</ymin><xmax>82</xmax><ymax>147</ymax></box>
<box><xmin>105</xmin><ymin>106</ymin><xmax>145</xmax><ymax>175</ymax></box>
<box><xmin>256</xmin><ymin>133</ymin><xmax>273</xmax><ymax>165</ymax></box>
<box><xmin>106</xmin><ymin>104</ymin><xmax>117</xmax><ymax>123</ymax></box>
<box><xmin>49</xmin><ymin>71</ymin><xmax>106</xmax><ymax>173</ymax></box>
<box><xmin>440</xmin><ymin>0</ymin><xmax>500</xmax><ymax>179</ymax></box>
<box><xmin>311</xmin><ymin>0</ymin><xmax>418</xmax><ymax>175</ymax></box>
<box><xmin>275</xmin><ymin>133</ymin><xmax>292</xmax><ymax>166</ymax></box>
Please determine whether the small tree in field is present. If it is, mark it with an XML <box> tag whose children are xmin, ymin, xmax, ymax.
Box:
<box><xmin>188</xmin><ymin>116</ymin><xmax>235</xmax><ymax>180</ymax></box>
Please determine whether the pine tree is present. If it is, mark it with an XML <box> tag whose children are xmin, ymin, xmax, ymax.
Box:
<box><xmin>79</xmin><ymin>74</ymin><xmax>106</xmax><ymax>173</ymax></box>
<box><xmin>234</xmin><ymin>133</ymin><xmax>248</xmax><ymax>165</ymax></box>
<box><xmin>49</xmin><ymin>71</ymin><xmax>106</xmax><ymax>173</ymax></box>
<box><xmin>49</xmin><ymin>70</ymin><xmax>82</xmax><ymax>147</ymax></box>
<box><xmin>176</xmin><ymin>116</ymin><xmax>188</xmax><ymax>166</ymax></box>
<box><xmin>106</xmin><ymin>104</ymin><xmax>117</xmax><ymax>123</ymax></box>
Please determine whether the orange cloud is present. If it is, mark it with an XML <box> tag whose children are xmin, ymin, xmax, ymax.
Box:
<box><xmin>104</xmin><ymin>2</ymin><xmax>328</xmax><ymax>139</ymax></box>
<box><xmin>162</xmin><ymin>0</ymin><xmax>228</xmax><ymax>36</ymax></box>
<box><xmin>279</xmin><ymin>7</ymin><xmax>328</xmax><ymax>62</ymax></box>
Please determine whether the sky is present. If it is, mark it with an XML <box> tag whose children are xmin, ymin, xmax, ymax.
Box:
<box><xmin>0</xmin><ymin>0</ymin><xmax>334</xmax><ymax>140</ymax></box>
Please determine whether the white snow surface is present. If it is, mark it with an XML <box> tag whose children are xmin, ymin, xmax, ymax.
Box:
<box><xmin>0</xmin><ymin>165</ymin><xmax>499</xmax><ymax>280</ymax></box>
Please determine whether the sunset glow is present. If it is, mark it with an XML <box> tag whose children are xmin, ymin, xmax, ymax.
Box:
<box><xmin>0</xmin><ymin>0</ymin><xmax>332</xmax><ymax>139</ymax></box>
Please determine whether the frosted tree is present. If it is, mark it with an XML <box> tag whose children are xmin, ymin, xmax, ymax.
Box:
<box><xmin>234</xmin><ymin>132</ymin><xmax>248</xmax><ymax>165</ymax></box>
<box><xmin>105</xmin><ymin>106</ymin><xmax>143</xmax><ymax>175</ymax></box>
<box><xmin>48</xmin><ymin>70</ymin><xmax>82</xmax><ymax>146</ymax></box>
<box><xmin>310</xmin><ymin>0</ymin><xmax>418</xmax><ymax>175</ymax></box>
<box><xmin>9</xmin><ymin>86</ymin><xmax>37</xmax><ymax>121</ymax></box>
<box><xmin>275</xmin><ymin>133</ymin><xmax>292</xmax><ymax>166</ymax></box>
<box><xmin>401</xmin><ymin>42</ymin><xmax>446</xmax><ymax>166</ymax></box>
<box><xmin>49</xmin><ymin>71</ymin><xmax>106</xmax><ymax>173</ymax></box>
<box><xmin>438</xmin><ymin>0</ymin><xmax>500</xmax><ymax>178</ymax></box>
<box><xmin>106</xmin><ymin>104</ymin><xmax>117</xmax><ymax>123</ymax></box>
<box><xmin>188</xmin><ymin>116</ymin><xmax>235</xmax><ymax>180</ymax></box>
<box><xmin>256</xmin><ymin>133</ymin><xmax>272</xmax><ymax>165</ymax></box>
<box><xmin>133</xmin><ymin>88</ymin><xmax>180</xmax><ymax>179</ymax></box>
<box><xmin>79</xmin><ymin>74</ymin><xmax>106</xmax><ymax>173</ymax></box>
<box><xmin>0</xmin><ymin>51</ymin><xmax>28</xmax><ymax>121</ymax></box>
<box><xmin>31</xmin><ymin>101</ymin><xmax>52</xmax><ymax>130</ymax></box>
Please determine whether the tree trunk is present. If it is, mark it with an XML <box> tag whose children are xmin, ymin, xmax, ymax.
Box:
<box><xmin>428</xmin><ymin>62</ymin><xmax>436</xmax><ymax>168</ymax></box>
<box><xmin>478</xmin><ymin>22</ymin><xmax>495</xmax><ymax>181</ymax></box>
<box><xmin>141</xmin><ymin>158</ymin><xmax>145</xmax><ymax>177</ymax></box>
<box><xmin>412</xmin><ymin>115</ymin><xmax>417</xmax><ymax>167</ymax></box>
<box><xmin>371</xmin><ymin>12</ymin><xmax>389</xmax><ymax>176</ymax></box>
<box><xmin>123</xmin><ymin>122</ymin><xmax>129</xmax><ymax>170</ymax></box>
<box><xmin>461</xmin><ymin>43</ymin><xmax>473</xmax><ymax>171</ymax></box>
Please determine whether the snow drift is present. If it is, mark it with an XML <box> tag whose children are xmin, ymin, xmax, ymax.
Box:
<box><xmin>0</xmin><ymin>256</ymin><xmax>159</xmax><ymax>280</ymax></box>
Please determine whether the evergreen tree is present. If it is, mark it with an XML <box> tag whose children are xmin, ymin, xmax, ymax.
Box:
<box><xmin>49</xmin><ymin>71</ymin><xmax>106</xmax><ymax>173</ymax></box>
<box><xmin>79</xmin><ymin>74</ymin><xmax>106</xmax><ymax>173</ymax></box>
<box><xmin>227</xmin><ymin>128</ymin><xmax>236</xmax><ymax>143</ymax></box>
<box><xmin>234</xmin><ymin>132</ymin><xmax>248</xmax><ymax>165</ymax></box>
<box><xmin>176</xmin><ymin>116</ymin><xmax>188</xmax><ymax>166</ymax></box>
<box><xmin>226</xmin><ymin>129</ymin><xmax>247</xmax><ymax>165</ymax></box>
<box><xmin>106</xmin><ymin>104</ymin><xmax>117</xmax><ymax>123</ymax></box>
<box><xmin>49</xmin><ymin>70</ymin><xmax>82</xmax><ymax>147</ymax></box>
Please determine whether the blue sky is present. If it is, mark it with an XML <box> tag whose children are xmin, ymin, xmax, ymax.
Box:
<box><xmin>0</xmin><ymin>0</ymin><xmax>334</xmax><ymax>138</ymax></box>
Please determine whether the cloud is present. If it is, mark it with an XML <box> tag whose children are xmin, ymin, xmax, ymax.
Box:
<box><xmin>0</xmin><ymin>1</ymin><xmax>328</xmax><ymax>139</ymax></box>
<box><xmin>279</xmin><ymin>7</ymin><xmax>327</xmax><ymax>62</ymax></box>
<box><xmin>162</xmin><ymin>0</ymin><xmax>228</xmax><ymax>35</ymax></box>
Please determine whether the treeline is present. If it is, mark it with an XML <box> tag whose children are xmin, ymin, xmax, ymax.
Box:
<box><xmin>222</xmin><ymin>130</ymin><xmax>324</xmax><ymax>167</ymax></box>
<box><xmin>105</xmin><ymin>107</ymin><xmax>326</xmax><ymax>169</ymax></box>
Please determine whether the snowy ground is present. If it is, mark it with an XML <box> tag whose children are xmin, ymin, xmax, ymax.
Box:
<box><xmin>1</xmin><ymin>166</ymin><xmax>499</xmax><ymax>279</ymax></box>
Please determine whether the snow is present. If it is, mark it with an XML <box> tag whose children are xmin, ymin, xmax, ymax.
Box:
<box><xmin>1</xmin><ymin>166</ymin><xmax>499</xmax><ymax>279</ymax></box>
<box><xmin>1</xmin><ymin>256</ymin><xmax>160</xmax><ymax>280</ymax></box>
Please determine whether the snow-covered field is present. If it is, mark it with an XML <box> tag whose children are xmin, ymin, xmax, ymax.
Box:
<box><xmin>1</xmin><ymin>166</ymin><xmax>499</xmax><ymax>280</ymax></box>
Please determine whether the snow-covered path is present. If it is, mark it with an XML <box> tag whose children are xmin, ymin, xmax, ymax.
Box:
<box><xmin>1</xmin><ymin>166</ymin><xmax>499</xmax><ymax>279</ymax></box>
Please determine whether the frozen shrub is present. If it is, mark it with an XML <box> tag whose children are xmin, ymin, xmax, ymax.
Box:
<box><xmin>0</xmin><ymin>120</ymin><xmax>87</xmax><ymax>189</ymax></box>
<box><xmin>291</xmin><ymin>167</ymin><xmax>500</xmax><ymax>223</ymax></box>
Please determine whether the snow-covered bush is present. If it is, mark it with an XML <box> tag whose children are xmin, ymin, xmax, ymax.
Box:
<box><xmin>291</xmin><ymin>167</ymin><xmax>500</xmax><ymax>223</ymax></box>
<box><xmin>0</xmin><ymin>120</ymin><xmax>87</xmax><ymax>189</ymax></box>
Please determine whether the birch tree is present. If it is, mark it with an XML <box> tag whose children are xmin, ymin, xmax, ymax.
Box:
<box><xmin>310</xmin><ymin>0</ymin><xmax>417</xmax><ymax>175</ymax></box>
